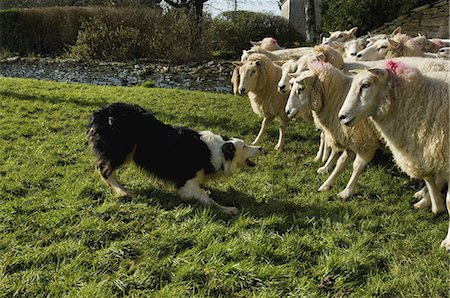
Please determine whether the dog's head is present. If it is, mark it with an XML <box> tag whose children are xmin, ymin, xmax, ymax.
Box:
<box><xmin>221</xmin><ymin>137</ymin><xmax>262</xmax><ymax>176</ymax></box>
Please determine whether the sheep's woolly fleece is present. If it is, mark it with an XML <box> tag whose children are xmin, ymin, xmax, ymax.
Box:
<box><xmin>384</xmin><ymin>60</ymin><xmax>421</xmax><ymax>85</ymax></box>
<box><xmin>307</xmin><ymin>61</ymin><xmax>335</xmax><ymax>80</ymax></box>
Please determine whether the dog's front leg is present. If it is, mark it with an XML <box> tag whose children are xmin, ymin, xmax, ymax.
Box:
<box><xmin>178</xmin><ymin>179</ymin><xmax>239</xmax><ymax>216</ymax></box>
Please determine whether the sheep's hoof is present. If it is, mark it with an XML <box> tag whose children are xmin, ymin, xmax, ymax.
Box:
<box><xmin>338</xmin><ymin>190</ymin><xmax>352</xmax><ymax>199</ymax></box>
<box><xmin>317</xmin><ymin>167</ymin><xmax>329</xmax><ymax>174</ymax></box>
<box><xmin>413</xmin><ymin>196</ymin><xmax>430</xmax><ymax>210</ymax></box>
<box><xmin>274</xmin><ymin>144</ymin><xmax>283</xmax><ymax>151</ymax></box>
<box><xmin>431</xmin><ymin>204</ymin><xmax>446</xmax><ymax>217</ymax></box>
<box><xmin>318</xmin><ymin>184</ymin><xmax>331</xmax><ymax>192</ymax></box>
<box><xmin>440</xmin><ymin>236</ymin><xmax>450</xmax><ymax>251</ymax></box>
<box><xmin>413</xmin><ymin>189</ymin><xmax>426</xmax><ymax>199</ymax></box>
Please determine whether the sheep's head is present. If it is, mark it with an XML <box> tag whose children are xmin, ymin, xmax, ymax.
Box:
<box><xmin>413</xmin><ymin>34</ymin><xmax>429</xmax><ymax>52</ymax></box>
<box><xmin>324</xmin><ymin>27</ymin><xmax>358</xmax><ymax>44</ymax></box>
<box><xmin>285</xmin><ymin>70</ymin><xmax>319</xmax><ymax>119</ymax></box>
<box><xmin>237</xmin><ymin>59</ymin><xmax>262</xmax><ymax>95</ymax></box>
<box><xmin>356</xmin><ymin>39</ymin><xmax>392</xmax><ymax>61</ymax></box>
<box><xmin>344</xmin><ymin>38</ymin><xmax>367</xmax><ymax>58</ymax></box>
<box><xmin>278</xmin><ymin>60</ymin><xmax>299</xmax><ymax>94</ymax></box>
<box><xmin>338</xmin><ymin>68</ymin><xmax>388</xmax><ymax>126</ymax></box>
<box><xmin>437</xmin><ymin>47</ymin><xmax>450</xmax><ymax>59</ymax></box>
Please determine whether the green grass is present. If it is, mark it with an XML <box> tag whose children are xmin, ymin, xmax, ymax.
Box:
<box><xmin>0</xmin><ymin>77</ymin><xmax>448</xmax><ymax>297</ymax></box>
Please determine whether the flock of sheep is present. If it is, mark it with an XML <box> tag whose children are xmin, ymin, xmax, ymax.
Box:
<box><xmin>230</xmin><ymin>27</ymin><xmax>450</xmax><ymax>250</ymax></box>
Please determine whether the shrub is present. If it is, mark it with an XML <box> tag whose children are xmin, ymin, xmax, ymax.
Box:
<box><xmin>69</xmin><ymin>17</ymin><xmax>143</xmax><ymax>61</ymax></box>
<box><xmin>206</xmin><ymin>11</ymin><xmax>303</xmax><ymax>59</ymax></box>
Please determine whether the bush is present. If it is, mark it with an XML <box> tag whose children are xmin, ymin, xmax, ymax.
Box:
<box><xmin>207</xmin><ymin>11</ymin><xmax>302</xmax><ymax>59</ymax></box>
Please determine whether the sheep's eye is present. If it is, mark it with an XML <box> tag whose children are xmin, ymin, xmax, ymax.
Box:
<box><xmin>338</xmin><ymin>34</ymin><xmax>343</xmax><ymax>38</ymax></box>
<box><xmin>299</xmin><ymin>86</ymin><xmax>305</xmax><ymax>91</ymax></box>
<box><xmin>361</xmin><ymin>82</ymin><xmax>371</xmax><ymax>89</ymax></box>
<box><xmin>377</xmin><ymin>46</ymin><xmax>387</xmax><ymax>51</ymax></box>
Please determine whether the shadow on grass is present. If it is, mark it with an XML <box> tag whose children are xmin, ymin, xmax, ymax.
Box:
<box><xmin>130</xmin><ymin>185</ymin><xmax>356</xmax><ymax>225</ymax></box>
<box><xmin>0</xmin><ymin>90</ymin><xmax>108</xmax><ymax>107</ymax></box>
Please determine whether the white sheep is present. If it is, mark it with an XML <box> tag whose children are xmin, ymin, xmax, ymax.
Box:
<box><xmin>413</xmin><ymin>34</ymin><xmax>444</xmax><ymax>53</ymax></box>
<box><xmin>241</xmin><ymin>46</ymin><xmax>313</xmax><ymax>62</ymax></box>
<box><xmin>344</xmin><ymin>38</ymin><xmax>367</xmax><ymax>58</ymax></box>
<box><xmin>337</xmin><ymin>60</ymin><xmax>449</xmax><ymax>248</ymax></box>
<box><xmin>285</xmin><ymin>62</ymin><xmax>382</xmax><ymax>198</ymax></box>
<box><xmin>323</xmin><ymin>27</ymin><xmax>358</xmax><ymax>45</ymax></box>
<box><xmin>437</xmin><ymin>47</ymin><xmax>450</xmax><ymax>59</ymax></box>
<box><xmin>356</xmin><ymin>34</ymin><xmax>423</xmax><ymax>61</ymax></box>
<box><xmin>234</xmin><ymin>53</ymin><xmax>311</xmax><ymax>150</ymax></box>
<box><xmin>344</xmin><ymin>57</ymin><xmax>450</xmax><ymax>73</ymax></box>
<box><xmin>250</xmin><ymin>37</ymin><xmax>284</xmax><ymax>51</ymax></box>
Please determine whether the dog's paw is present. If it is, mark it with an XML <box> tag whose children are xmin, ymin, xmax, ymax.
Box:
<box><xmin>222</xmin><ymin>206</ymin><xmax>240</xmax><ymax>216</ymax></box>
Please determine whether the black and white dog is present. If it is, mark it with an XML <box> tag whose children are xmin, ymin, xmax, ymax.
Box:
<box><xmin>87</xmin><ymin>102</ymin><xmax>262</xmax><ymax>215</ymax></box>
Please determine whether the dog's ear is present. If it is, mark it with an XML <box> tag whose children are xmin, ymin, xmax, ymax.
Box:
<box><xmin>222</xmin><ymin>142</ymin><xmax>236</xmax><ymax>161</ymax></box>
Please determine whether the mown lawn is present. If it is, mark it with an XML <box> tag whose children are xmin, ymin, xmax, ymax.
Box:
<box><xmin>0</xmin><ymin>77</ymin><xmax>448</xmax><ymax>297</ymax></box>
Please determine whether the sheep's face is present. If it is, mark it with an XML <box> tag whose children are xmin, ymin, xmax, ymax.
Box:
<box><xmin>356</xmin><ymin>39</ymin><xmax>390</xmax><ymax>61</ymax></box>
<box><xmin>238</xmin><ymin>60</ymin><xmax>261</xmax><ymax>95</ymax></box>
<box><xmin>412</xmin><ymin>35</ymin><xmax>429</xmax><ymax>52</ymax></box>
<box><xmin>324</xmin><ymin>27</ymin><xmax>358</xmax><ymax>45</ymax></box>
<box><xmin>338</xmin><ymin>68</ymin><xmax>388</xmax><ymax>126</ymax></box>
<box><xmin>285</xmin><ymin>71</ymin><xmax>317</xmax><ymax>119</ymax></box>
<box><xmin>278</xmin><ymin>60</ymin><xmax>298</xmax><ymax>94</ymax></box>
<box><xmin>344</xmin><ymin>39</ymin><xmax>366</xmax><ymax>58</ymax></box>
<box><xmin>437</xmin><ymin>47</ymin><xmax>450</xmax><ymax>59</ymax></box>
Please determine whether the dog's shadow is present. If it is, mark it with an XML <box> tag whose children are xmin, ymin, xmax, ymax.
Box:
<box><xmin>128</xmin><ymin>186</ymin><xmax>355</xmax><ymax>224</ymax></box>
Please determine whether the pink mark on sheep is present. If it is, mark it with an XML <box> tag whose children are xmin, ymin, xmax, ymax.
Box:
<box><xmin>271</xmin><ymin>38</ymin><xmax>277</xmax><ymax>45</ymax></box>
<box><xmin>385</xmin><ymin>60</ymin><xmax>409</xmax><ymax>76</ymax></box>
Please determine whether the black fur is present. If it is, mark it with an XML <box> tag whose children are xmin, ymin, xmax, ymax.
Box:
<box><xmin>222</xmin><ymin>142</ymin><xmax>236</xmax><ymax>161</ymax></box>
<box><xmin>88</xmin><ymin>102</ymin><xmax>217</xmax><ymax>188</ymax></box>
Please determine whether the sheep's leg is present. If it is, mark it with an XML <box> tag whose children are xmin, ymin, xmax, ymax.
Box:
<box><xmin>252</xmin><ymin>117</ymin><xmax>272</xmax><ymax>146</ymax></box>
<box><xmin>178</xmin><ymin>178</ymin><xmax>239</xmax><ymax>216</ymax></box>
<box><xmin>440</xmin><ymin>187</ymin><xmax>450</xmax><ymax>250</ymax></box>
<box><xmin>338</xmin><ymin>150</ymin><xmax>375</xmax><ymax>199</ymax></box>
<box><xmin>413</xmin><ymin>176</ymin><xmax>445</xmax><ymax>210</ymax></box>
<box><xmin>274</xmin><ymin>117</ymin><xmax>288</xmax><ymax>150</ymax></box>
<box><xmin>314</xmin><ymin>132</ymin><xmax>325</xmax><ymax>162</ymax></box>
<box><xmin>317</xmin><ymin>148</ymin><xmax>340</xmax><ymax>174</ymax></box>
<box><xmin>423</xmin><ymin>177</ymin><xmax>446</xmax><ymax>216</ymax></box>
<box><xmin>322</xmin><ymin>143</ymin><xmax>331</xmax><ymax>163</ymax></box>
<box><xmin>318</xmin><ymin>150</ymin><xmax>355</xmax><ymax>192</ymax></box>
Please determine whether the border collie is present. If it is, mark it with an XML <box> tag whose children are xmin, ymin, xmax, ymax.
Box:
<box><xmin>87</xmin><ymin>102</ymin><xmax>262</xmax><ymax>215</ymax></box>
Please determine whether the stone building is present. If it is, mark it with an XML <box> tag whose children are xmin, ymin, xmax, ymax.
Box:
<box><xmin>280</xmin><ymin>0</ymin><xmax>322</xmax><ymax>42</ymax></box>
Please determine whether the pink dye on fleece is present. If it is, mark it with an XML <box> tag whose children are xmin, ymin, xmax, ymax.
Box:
<box><xmin>384</xmin><ymin>60</ymin><xmax>409</xmax><ymax>76</ymax></box>
<box><xmin>271</xmin><ymin>38</ymin><xmax>277</xmax><ymax>45</ymax></box>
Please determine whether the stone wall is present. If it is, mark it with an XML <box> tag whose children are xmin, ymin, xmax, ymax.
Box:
<box><xmin>373</xmin><ymin>0</ymin><xmax>449</xmax><ymax>38</ymax></box>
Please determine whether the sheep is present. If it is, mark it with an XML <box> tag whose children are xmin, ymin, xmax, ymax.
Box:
<box><xmin>234</xmin><ymin>53</ymin><xmax>311</xmax><ymax>150</ymax></box>
<box><xmin>241</xmin><ymin>46</ymin><xmax>313</xmax><ymax>62</ymax></box>
<box><xmin>344</xmin><ymin>37</ymin><xmax>367</xmax><ymax>58</ymax></box>
<box><xmin>337</xmin><ymin>61</ymin><xmax>449</xmax><ymax>248</ymax></box>
<box><xmin>366</xmin><ymin>33</ymin><xmax>388</xmax><ymax>47</ymax></box>
<box><xmin>323</xmin><ymin>27</ymin><xmax>358</xmax><ymax>45</ymax></box>
<box><xmin>231</xmin><ymin>64</ymin><xmax>240</xmax><ymax>96</ymax></box>
<box><xmin>278</xmin><ymin>44</ymin><xmax>344</xmax><ymax>94</ymax></box>
<box><xmin>344</xmin><ymin>57</ymin><xmax>450</xmax><ymax>73</ymax></box>
<box><xmin>250</xmin><ymin>37</ymin><xmax>284</xmax><ymax>51</ymax></box>
<box><xmin>356</xmin><ymin>34</ymin><xmax>423</xmax><ymax>61</ymax></box>
<box><xmin>413</xmin><ymin>34</ymin><xmax>444</xmax><ymax>53</ymax></box>
<box><xmin>437</xmin><ymin>47</ymin><xmax>450</xmax><ymax>59</ymax></box>
<box><xmin>285</xmin><ymin>62</ymin><xmax>382</xmax><ymax>198</ymax></box>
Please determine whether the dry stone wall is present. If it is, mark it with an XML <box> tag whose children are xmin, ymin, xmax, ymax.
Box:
<box><xmin>373</xmin><ymin>0</ymin><xmax>449</xmax><ymax>38</ymax></box>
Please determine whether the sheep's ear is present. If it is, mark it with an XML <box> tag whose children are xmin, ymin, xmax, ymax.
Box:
<box><xmin>315</xmin><ymin>53</ymin><xmax>326</xmax><ymax>62</ymax></box>
<box><xmin>348</xmin><ymin>27</ymin><xmax>358</xmax><ymax>35</ymax></box>
<box><xmin>232</xmin><ymin>61</ymin><xmax>243</xmax><ymax>67</ymax></box>
<box><xmin>329</xmin><ymin>31</ymin><xmax>334</xmax><ymax>35</ymax></box>
<box><xmin>250</xmin><ymin>40</ymin><xmax>261</xmax><ymax>46</ymax></box>
<box><xmin>331</xmin><ymin>41</ymin><xmax>344</xmax><ymax>50</ymax></box>
<box><xmin>367</xmin><ymin>32</ymin><xmax>373</xmax><ymax>37</ymax></box>
<box><xmin>367</xmin><ymin>68</ymin><xmax>388</xmax><ymax>79</ymax></box>
<box><xmin>222</xmin><ymin>142</ymin><xmax>236</xmax><ymax>161</ymax></box>
<box><xmin>391</xmin><ymin>26</ymin><xmax>401</xmax><ymax>36</ymax></box>
<box><xmin>272</xmin><ymin>60</ymin><xmax>284</xmax><ymax>66</ymax></box>
<box><xmin>387</xmin><ymin>39</ymin><xmax>399</xmax><ymax>48</ymax></box>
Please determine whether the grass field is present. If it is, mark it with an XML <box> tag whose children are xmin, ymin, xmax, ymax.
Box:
<box><xmin>0</xmin><ymin>77</ymin><xmax>448</xmax><ymax>297</ymax></box>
